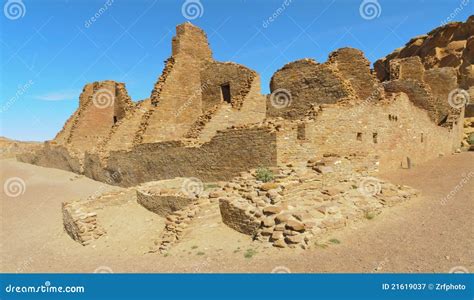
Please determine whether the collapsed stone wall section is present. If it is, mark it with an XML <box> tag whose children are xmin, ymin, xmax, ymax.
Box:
<box><xmin>327</xmin><ymin>47</ymin><xmax>380</xmax><ymax>101</ymax></box>
<box><xmin>268</xmin><ymin>59</ymin><xmax>356</xmax><ymax>120</ymax></box>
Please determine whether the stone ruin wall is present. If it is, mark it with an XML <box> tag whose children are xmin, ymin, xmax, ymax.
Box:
<box><xmin>185</xmin><ymin>62</ymin><xmax>266</xmax><ymax>142</ymax></box>
<box><xmin>384</xmin><ymin>56</ymin><xmax>459</xmax><ymax>123</ymax></box>
<box><xmin>52</xmin><ymin>81</ymin><xmax>133</xmax><ymax>148</ymax></box>
<box><xmin>275</xmin><ymin>93</ymin><xmax>457</xmax><ymax>172</ymax></box>
<box><xmin>267</xmin><ymin>48</ymin><xmax>387</xmax><ymax>120</ymax></box>
<box><xmin>137</xmin><ymin>23</ymin><xmax>213</xmax><ymax>144</ymax></box>
<box><xmin>17</xmin><ymin>21</ymin><xmax>468</xmax><ymax>187</ymax></box>
<box><xmin>326</xmin><ymin>47</ymin><xmax>380</xmax><ymax>101</ymax></box>
<box><xmin>82</xmin><ymin>127</ymin><xmax>278</xmax><ymax>187</ymax></box>
<box><xmin>99</xmin><ymin>99</ymin><xmax>152</xmax><ymax>154</ymax></box>
<box><xmin>200</xmin><ymin>61</ymin><xmax>257</xmax><ymax>111</ymax></box>
<box><xmin>18</xmin><ymin>142</ymin><xmax>82</xmax><ymax>174</ymax></box>
<box><xmin>267</xmin><ymin>58</ymin><xmax>355</xmax><ymax>120</ymax></box>
<box><xmin>47</xmin><ymin>80</ymin><xmax>134</xmax><ymax>159</ymax></box>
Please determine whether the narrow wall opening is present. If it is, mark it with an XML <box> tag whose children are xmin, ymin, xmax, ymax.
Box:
<box><xmin>221</xmin><ymin>83</ymin><xmax>231</xmax><ymax>103</ymax></box>
<box><xmin>297</xmin><ymin>123</ymin><xmax>306</xmax><ymax>140</ymax></box>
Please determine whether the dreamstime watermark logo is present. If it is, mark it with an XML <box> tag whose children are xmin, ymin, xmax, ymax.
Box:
<box><xmin>262</xmin><ymin>0</ymin><xmax>293</xmax><ymax>29</ymax></box>
<box><xmin>15</xmin><ymin>257</ymin><xmax>34</xmax><ymax>273</ymax></box>
<box><xmin>271</xmin><ymin>266</ymin><xmax>291</xmax><ymax>273</ymax></box>
<box><xmin>3</xmin><ymin>177</ymin><xmax>26</xmax><ymax>198</ymax></box>
<box><xmin>84</xmin><ymin>0</ymin><xmax>114</xmax><ymax>28</ymax></box>
<box><xmin>3</xmin><ymin>0</ymin><xmax>25</xmax><ymax>20</ymax></box>
<box><xmin>181</xmin><ymin>0</ymin><xmax>204</xmax><ymax>20</ymax></box>
<box><xmin>440</xmin><ymin>171</ymin><xmax>473</xmax><ymax>206</ymax></box>
<box><xmin>92</xmin><ymin>88</ymin><xmax>115</xmax><ymax>109</ymax></box>
<box><xmin>87</xmin><ymin>171</ymin><xmax>121</xmax><ymax>200</ymax></box>
<box><xmin>359</xmin><ymin>0</ymin><xmax>381</xmax><ymax>20</ymax></box>
<box><xmin>270</xmin><ymin>88</ymin><xmax>292</xmax><ymax>109</ymax></box>
<box><xmin>449</xmin><ymin>266</ymin><xmax>469</xmax><ymax>273</ymax></box>
<box><xmin>0</xmin><ymin>79</ymin><xmax>34</xmax><ymax>114</ymax></box>
<box><xmin>181</xmin><ymin>177</ymin><xmax>204</xmax><ymax>198</ymax></box>
<box><xmin>441</xmin><ymin>0</ymin><xmax>470</xmax><ymax>26</ymax></box>
<box><xmin>358</xmin><ymin>177</ymin><xmax>381</xmax><ymax>197</ymax></box>
<box><xmin>93</xmin><ymin>266</ymin><xmax>113</xmax><ymax>273</ymax></box>
<box><xmin>448</xmin><ymin>88</ymin><xmax>470</xmax><ymax>109</ymax></box>
<box><xmin>175</xmin><ymin>81</ymin><xmax>210</xmax><ymax>117</ymax></box>
<box><xmin>350</xmin><ymin>86</ymin><xmax>381</xmax><ymax>118</ymax></box>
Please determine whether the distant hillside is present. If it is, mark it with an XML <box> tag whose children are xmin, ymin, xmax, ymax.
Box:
<box><xmin>0</xmin><ymin>137</ymin><xmax>42</xmax><ymax>159</ymax></box>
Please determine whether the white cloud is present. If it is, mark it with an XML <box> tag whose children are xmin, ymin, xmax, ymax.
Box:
<box><xmin>34</xmin><ymin>90</ymin><xmax>79</xmax><ymax>101</ymax></box>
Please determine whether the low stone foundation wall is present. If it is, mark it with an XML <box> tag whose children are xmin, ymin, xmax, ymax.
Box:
<box><xmin>62</xmin><ymin>203</ymin><xmax>105</xmax><ymax>246</ymax></box>
<box><xmin>61</xmin><ymin>189</ymin><xmax>135</xmax><ymax>246</ymax></box>
<box><xmin>136</xmin><ymin>179</ymin><xmax>198</xmax><ymax>216</ymax></box>
<box><xmin>219</xmin><ymin>197</ymin><xmax>261</xmax><ymax>236</ymax></box>
<box><xmin>217</xmin><ymin>155</ymin><xmax>420</xmax><ymax>249</ymax></box>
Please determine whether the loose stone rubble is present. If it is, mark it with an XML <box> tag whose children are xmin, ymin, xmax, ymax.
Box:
<box><xmin>217</xmin><ymin>154</ymin><xmax>419</xmax><ymax>249</ymax></box>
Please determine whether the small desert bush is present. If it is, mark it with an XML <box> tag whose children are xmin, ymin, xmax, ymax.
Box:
<box><xmin>468</xmin><ymin>133</ymin><xmax>474</xmax><ymax>145</ymax></box>
<box><xmin>205</xmin><ymin>183</ymin><xmax>220</xmax><ymax>190</ymax></box>
<box><xmin>365</xmin><ymin>211</ymin><xmax>376</xmax><ymax>220</ymax></box>
<box><xmin>244</xmin><ymin>248</ymin><xmax>257</xmax><ymax>259</ymax></box>
<box><xmin>255</xmin><ymin>167</ymin><xmax>274</xmax><ymax>182</ymax></box>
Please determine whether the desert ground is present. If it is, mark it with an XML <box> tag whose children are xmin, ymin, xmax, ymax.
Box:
<box><xmin>1</xmin><ymin>152</ymin><xmax>472</xmax><ymax>273</ymax></box>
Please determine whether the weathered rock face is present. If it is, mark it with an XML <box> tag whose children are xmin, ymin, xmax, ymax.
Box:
<box><xmin>374</xmin><ymin>16</ymin><xmax>473</xmax><ymax>86</ymax></box>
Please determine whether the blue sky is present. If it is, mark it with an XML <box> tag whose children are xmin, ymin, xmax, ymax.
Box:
<box><xmin>0</xmin><ymin>0</ymin><xmax>472</xmax><ymax>141</ymax></box>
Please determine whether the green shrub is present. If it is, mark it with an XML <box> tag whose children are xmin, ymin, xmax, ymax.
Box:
<box><xmin>468</xmin><ymin>133</ymin><xmax>474</xmax><ymax>145</ymax></box>
<box><xmin>255</xmin><ymin>167</ymin><xmax>274</xmax><ymax>183</ymax></box>
<box><xmin>244</xmin><ymin>248</ymin><xmax>257</xmax><ymax>259</ymax></box>
<box><xmin>365</xmin><ymin>211</ymin><xmax>376</xmax><ymax>220</ymax></box>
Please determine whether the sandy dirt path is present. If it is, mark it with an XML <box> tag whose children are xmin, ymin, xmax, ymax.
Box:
<box><xmin>1</xmin><ymin>153</ymin><xmax>472</xmax><ymax>273</ymax></box>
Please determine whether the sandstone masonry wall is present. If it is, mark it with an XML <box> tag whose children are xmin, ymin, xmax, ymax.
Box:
<box><xmin>276</xmin><ymin>93</ymin><xmax>456</xmax><ymax>171</ymax></box>
<box><xmin>327</xmin><ymin>47</ymin><xmax>379</xmax><ymax>101</ymax></box>
<box><xmin>186</xmin><ymin>70</ymin><xmax>266</xmax><ymax>143</ymax></box>
<box><xmin>137</xmin><ymin>23</ymin><xmax>213</xmax><ymax>144</ymax></box>
<box><xmin>268</xmin><ymin>59</ymin><xmax>355</xmax><ymax>119</ymax></box>
<box><xmin>83</xmin><ymin>127</ymin><xmax>278</xmax><ymax>187</ymax></box>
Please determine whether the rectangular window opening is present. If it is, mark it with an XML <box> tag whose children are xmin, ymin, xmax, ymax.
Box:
<box><xmin>297</xmin><ymin>123</ymin><xmax>306</xmax><ymax>140</ymax></box>
<box><xmin>373</xmin><ymin>132</ymin><xmax>378</xmax><ymax>144</ymax></box>
<box><xmin>221</xmin><ymin>83</ymin><xmax>231</xmax><ymax>103</ymax></box>
<box><xmin>356</xmin><ymin>132</ymin><xmax>362</xmax><ymax>141</ymax></box>
<box><xmin>113</xmin><ymin>116</ymin><xmax>118</xmax><ymax>124</ymax></box>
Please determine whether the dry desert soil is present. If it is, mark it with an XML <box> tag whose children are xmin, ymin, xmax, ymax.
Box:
<box><xmin>1</xmin><ymin>152</ymin><xmax>473</xmax><ymax>273</ymax></box>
